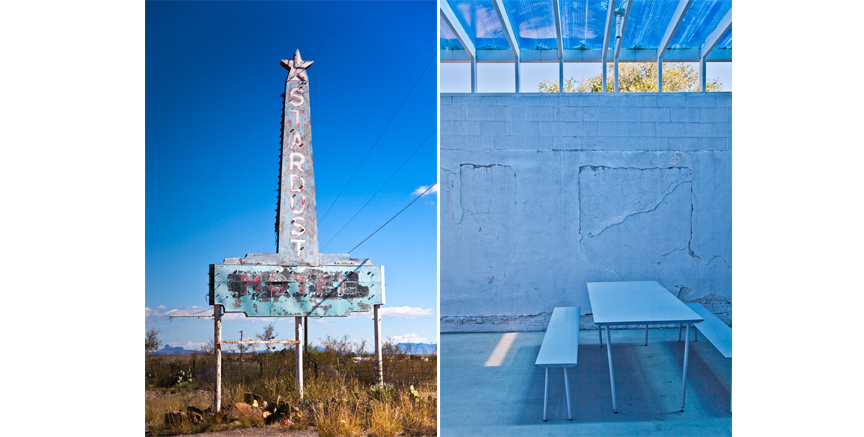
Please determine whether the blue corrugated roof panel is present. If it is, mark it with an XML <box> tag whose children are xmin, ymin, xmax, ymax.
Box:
<box><xmin>669</xmin><ymin>0</ymin><xmax>731</xmax><ymax>49</ymax></box>
<box><xmin>441</xmin><ymin>15</ymin><xmax>464</xmax><ymax>50</ymax></box>
<box><xmin>503</xmin><ymin>0</ymin><xmax>558</xmax><ymax>50</ymax></box>
<box><xmin>622</xmin><ymin>0</ymin><xmax>679</xmax><ymax>50</ymax></box>
<box><xmin>447</xmin><ymin>0</ymin><xmax>510</xmax><ymax>50</ymax></box>
<box><xmin>560</xmin><ymin>0</ymin><xmax>610</xmax><ymax>50</ymax></box>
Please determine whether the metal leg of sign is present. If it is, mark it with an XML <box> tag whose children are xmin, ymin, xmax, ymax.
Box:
<box><xmin>374</xmin><ymin>304</ymin><xmax>383</xmax><ymax>386</ymax></box>
<box><xmin>214</xmin><ymin>304</ymin><xmax>222</xmax><ymax>412</ymax></box>
<box><xmin>680</xmin><ymin>322</ymin><xmax>691</xmax><ymax>412</ymax></box>
<box><xmin>543</xmin><ymin>367</ymin><xmax>548</xmax><ymax>422</ymax></box>
<box><xmin>644</xmin><ymin>324</ymin><xmax>649</xmax><ymax>346</ymax></box>
<box><xmin>604</xmin><ymin>326</ymin><xmax>617</xmax><ymax>413</ymax></box>
<box><xmin>678</xmin><ymin>324</ymin><xmax>682</xmax><ymax>341</ymax></box>
<box><xmin>564</xmin><ymin>367</ymin><xmax>572</xmax><ymax>421</ymax></box>
<box><xmin>598</xmin><ymin>326</ymin><xmax>603</xmax><ymax>347</ymax></box>
<box><xmin>296</xmin><ymin>317</ymin><xmax>304</xmax><ymax>399</ymax></box>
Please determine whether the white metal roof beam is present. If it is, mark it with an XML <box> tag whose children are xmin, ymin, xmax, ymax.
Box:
<box><xmin>658</xmin><ymin>0</ymin><xmax>693</xmax><ymax>61</ymax></box>
<box><xmin>601</xmin><ymin>0</ymin><xmax>616</xmax><ymax>63</ymax></box>
<box><xmin>701</xmin><ymin>8</ymin><xmax>731</xmax><ymax>60</ymax></box>
<box><xmin>552</xmin><ymin>0</ymin><xmax>564</xmax><ymax>92</ymax></box>
<box><xmin>613</xmin><ymin>0</ymin><xmax>633</xmax><ymax>60</ymax></box>
<box><xmin>440</xmin><ymin>1</ymin><xmax>475</xmax><ymax>59</ymax></box>
<box><xmin>601</xmin><ymin>0</ymin><xmax>617</xmax><ymax>92</ymax></box>
<box><xmin>440</xmin><ymin>1</ymin><xmax>476</xmax><ymax>92</ymax></box>
<box><xmin>552</xmin><ymin>0</ymin><xmax>563</xmax><ymax>60</ymax></box>
<box><xmin>492</xmin><ymin>0</ymin><xmax>520</xmax><ymax>60</ymax></box>
<box><xmin>492</xmin><ymin>0</ymin><xmax>520</xmax><ymax>92</ymax></box>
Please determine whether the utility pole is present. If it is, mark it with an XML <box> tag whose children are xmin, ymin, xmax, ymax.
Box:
<box><xmin>240</xmin><ymin>330</ymin><xmax>244</xmax><ymax>363</ymax></box>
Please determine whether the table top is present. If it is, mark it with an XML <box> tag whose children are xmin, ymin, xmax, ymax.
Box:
<box><xmin>587</xmin><ymin>281</ymin><xmax>704</xmax><ymax>326</ymax></box>
<box><xmin>535</xmin><ymin>307</ymin><xmax>581</xmax><ymax>367</ymax></box>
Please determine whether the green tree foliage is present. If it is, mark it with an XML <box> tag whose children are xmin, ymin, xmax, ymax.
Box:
<box><xmin>145</xmin><ymin>328</ymin><xmax>161</xmax><ymax>356</ymax></box>
<box><xmin>538</xmin><ymin>62</ymin><xmax>723</xmax><ymax>93</ymax></box>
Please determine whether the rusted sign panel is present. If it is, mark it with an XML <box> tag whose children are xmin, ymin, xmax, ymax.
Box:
<box><xmin>209</xmin><ymin>263</ymin><xmax>384</xmax><ymax>317</ymax></box>
<box><xmin>277</xmin><ymin>50</ymin><xmax>319</xmax><ymax>265</ymax></box>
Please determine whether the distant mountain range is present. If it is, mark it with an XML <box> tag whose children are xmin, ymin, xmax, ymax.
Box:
<box><xmin>153</xmin><ymin>342</ymin><xmax>437</xmax><ymax>355</ymax></box>
<box><xmin>394</xmin><ymin>343</ymin><xmax>437</xmax><ymax>355</ymax></box>
<box><xmin>152</xmin><ymin>345</ymin><xmax>195</xmax><ymax>355</ymax></box>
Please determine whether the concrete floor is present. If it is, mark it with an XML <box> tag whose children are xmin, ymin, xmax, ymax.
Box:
<box><xmin>440</xmin><ymin>328</ymin><xmax>731</xmax><ymax>436</ymax></box>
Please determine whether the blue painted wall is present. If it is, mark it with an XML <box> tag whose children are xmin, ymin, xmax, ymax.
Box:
<box><xmin>440</xmin><ymin>93</ymin><xmax>731</xmax><ymax>332</ymax></box>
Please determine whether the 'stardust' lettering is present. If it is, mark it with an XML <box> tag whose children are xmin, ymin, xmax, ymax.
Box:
<box><xmin>290</xmin><ymin>238</ymin><xmax>306</xmax><ymax>258</ymax></box>
<box><xmin>289</xmin><ymin>174</ymin><xmax>306</xmax><ymax>193</ymax></box>
<box><xmin>291</xmin><ymin>131</ymin><xmax>304</xmax><ymax>150</ymax></box>
<box><xmin>289</xmin><ymin>87</ymin><xmax>305</xmax><ymax>107</ymax></box>
<box><xmin>289</xmin><ymin>195</ymin><xmax>306</xmax><ymax>214</ymax></box>
<box><xmin>289</xmin><ymin>109</ymin><xmax>305</xmax><ymax>129</ymax></box>
<box><xmin>289</xmin><ymin>152</ymin><xmax>305</xmax><ymax>171</ymax></box>
<box><xmin>291</xmin><ymin>217</ymin><xmax>306</xmax><ymax>236</ymax></box>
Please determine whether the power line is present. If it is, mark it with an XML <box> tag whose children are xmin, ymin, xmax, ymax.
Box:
<box><xmin>318</xmin><ymin>53</ymin><xmax>435</xmax><ymax>225</ymax></box>
<box><xmin>348</xmin><ymin>182</ymin><xmax>437</xmax><ymax>254</ymax></box>
<box><xmin>321</xmin><ymin>129</ymin><xmax>436</xmax><ymax>251</ymax></box>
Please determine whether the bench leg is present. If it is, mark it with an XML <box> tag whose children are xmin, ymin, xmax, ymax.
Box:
<box><xmin>644</xmin><ymin>325</ymin><xmax>649</xmax><ymax>346</ymax></box>
<box><xmin>604</xmin><ymin>326</ymin><xmax>617</xmax><ymax>413</ymax></box>
<box><xmin>543</xmin><ymin>367</ymin><xmax>548</xmax><ymax>422</ymax></box>
<box><xmin>564</xmin><ymin>367</ymin><xmax>572</xmax><ymax>421</ymax></box>
<box><xmin>680</xmin><ymin>322</ymin><xmax>691</xmax><ymax>412</ymax></box>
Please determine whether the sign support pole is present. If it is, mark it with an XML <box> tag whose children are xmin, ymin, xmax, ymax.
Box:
<box><xmin>295</xmin><ymin>316</ymin><xmax>304</xmax><ymax>398</ymax></box>
<box><xmin>374</xmin><ymin>304</ymin><xmax>383</xmax><ymax>386</ymax></box>
<box><xmin>214</xmin><ymin>304</ymin><xmax>222</xmax><ymax>412</ymax></box>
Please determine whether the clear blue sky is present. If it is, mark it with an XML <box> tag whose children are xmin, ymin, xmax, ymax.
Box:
<box><xmin>145</xmin><ymin>1</ymin><xmax>437</xmax><ymax>352</ymax></box>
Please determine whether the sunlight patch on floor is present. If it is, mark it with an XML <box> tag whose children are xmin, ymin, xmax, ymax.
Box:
<box><xmin>484</xmin><ymin>332</ymin><xmax>517</xmax><ymax>367</ymax></box>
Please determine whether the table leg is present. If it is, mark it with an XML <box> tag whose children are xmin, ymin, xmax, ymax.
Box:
<box><xmin>680</xmin><ymin>322</ymin><xmax>691</xmax><ymax>412</ymax></box>
<box><xmin>644</xmin><ymin>324</ymin><xmax>649</xmax><ymax>346</ymax></box>
<box><xmin>543</xmin><ymin>367</ymin><xmax>548</xmax><ymax>422</ymax></box>
<box><xmin>564</xmin><ymin>367</ymin><xmax>572</xmax><ymax>421</ymax></box>
<box><xmin>604</xmin><ymin>326</ymin><xmax>617</xmax><ymax>413</ymax></box>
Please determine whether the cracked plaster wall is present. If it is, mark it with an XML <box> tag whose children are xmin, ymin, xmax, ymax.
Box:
<box><xmin>440</xmin><ymin>93</ymin><xmax>732</xmax><ymax>332</ymax></box>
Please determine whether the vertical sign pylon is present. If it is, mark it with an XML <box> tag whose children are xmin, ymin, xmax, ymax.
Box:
<box><xmin>278</xmin><ymin>50</ymin><xmax>319</xmax><ymax>266</ymax></box>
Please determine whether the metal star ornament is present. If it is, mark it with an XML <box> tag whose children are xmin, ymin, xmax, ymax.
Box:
<box><xmin>280</xmin><ymin>49</ymin><xmax>313</xmax><ymax>82</ymax></box>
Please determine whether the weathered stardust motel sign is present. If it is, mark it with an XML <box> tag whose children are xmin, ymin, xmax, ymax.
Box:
<box><xmin>207</xmin><ymin>50</ymin><xmax>385</xmax><ymax>412</ymax></box>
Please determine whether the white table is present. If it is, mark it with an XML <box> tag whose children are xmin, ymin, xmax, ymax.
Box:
<box><xmin>587</xmin><ymin>281</ymin><xmax>704</xmax><ymax>413</ymax></box>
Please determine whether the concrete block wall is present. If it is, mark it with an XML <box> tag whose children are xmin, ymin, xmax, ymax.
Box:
<box><xmin>440</xmin><ymin>92</ymin><xmax>732</xmax><ymax>332</ymax></box>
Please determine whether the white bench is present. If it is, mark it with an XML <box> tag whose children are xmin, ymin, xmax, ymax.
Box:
<box><xmin>682</xmin><ymin>303</ymin><xmax>731</xmax><ymax>358</ymax></box>
<box><xmin>535</xmin><ymin>306</ymin><xmax>580</xmax><ymax>421</ymax></box>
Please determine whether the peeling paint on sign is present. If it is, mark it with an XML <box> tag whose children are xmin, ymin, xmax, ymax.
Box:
<box><xmin>210</xmin><ymin>264</ymin><xmax>384</xmax><ymax>317</ymax></box>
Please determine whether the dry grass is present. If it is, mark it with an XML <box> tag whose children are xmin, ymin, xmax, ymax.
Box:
<box><xmin>144</xmin><ymin>389</ymin><xmax>211</xmax><ymax>424</ymax></box>
<box><xmin>145</xmin><ymin>349</ymin><xmax>436</xmax><ymax>435</ymax></box>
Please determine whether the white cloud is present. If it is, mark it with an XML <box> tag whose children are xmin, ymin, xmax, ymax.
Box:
<box><xmin>352</xmin><ymin>306</ymin><xmax>434</xmax><ymax>319</ymax></box>
<box><xmin>156</xmin><ymin>305</ymin><xmax>167</xmax><ymax>309</ymax></box>
<box><xmin>392</xmin><ymin>333</ymin><xmax>428</xmax><ymax>344</ymax></box>
<box><xmin>379</xmin><ymin>306</ymin><xmax>434</xmax><ymax>319</ymax></box>
<box><xmin>412</xmin><ymin>184</ymin><xmax>438</xmax><ymax>197</ymax></box>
